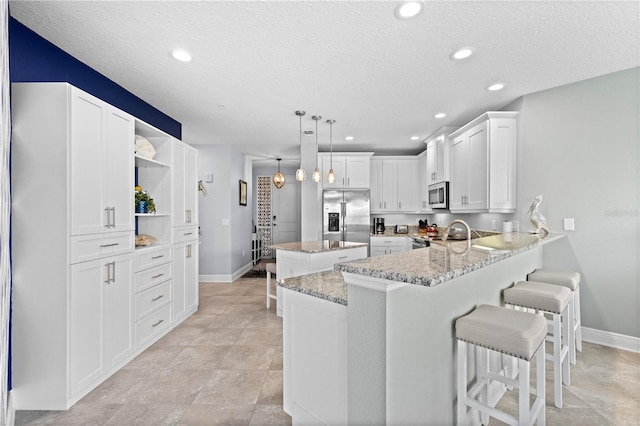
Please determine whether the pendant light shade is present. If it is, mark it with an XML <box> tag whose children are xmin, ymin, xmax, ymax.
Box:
<box><xmin>295</xmin><ymin>110</ymin><xmax>306</xmax><ymax>181</ymax></box>
<box><xmin>326</xmin><ymin>119</ymin><xmax>336</xmax><ymax>184</ymax></box>
<box><xmin>311</xmin><ymin>115</ymin><xmax>322</xmax><ymax>182</ymax></box>
<box><xmin>273</xmin><ymin>158</ymin><xmax>285</xmax><ymax>189</ymax></box>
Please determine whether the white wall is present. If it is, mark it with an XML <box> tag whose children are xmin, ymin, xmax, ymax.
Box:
<box><xmin>195</xmin><ymin>144</ymin><xmax>253</xmax><ymax>280</ymax></box>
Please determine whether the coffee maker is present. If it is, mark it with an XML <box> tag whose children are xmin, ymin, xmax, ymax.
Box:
<box><xmin>374</xmin><ymin>218</ymin><xmax>385</xmax><ymax>234</ymax></box>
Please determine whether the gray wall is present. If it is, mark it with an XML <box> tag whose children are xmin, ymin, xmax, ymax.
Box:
<box><xmin>196</xmin><ymin>144</ymin><xmax>253</xmax><ymax>278</ymax></box>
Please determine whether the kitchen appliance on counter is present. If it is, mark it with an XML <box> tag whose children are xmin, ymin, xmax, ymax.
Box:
<box><xmin>323</xmin><ymin>190</ymin><xmax>371</xmax><ymax>248</ymax></box>
<box><xmin>411</xmin><ymin>235</ymin><xmax>430</xmax><ymax>249</ymax></box>
<box><xmin>395</xmin><ymin>224</ymin><xmax>408</xmax><ymax>234</ymax></box>
<box><xmin>374</xmin><ymin>218</ymin><xmax>385</xmax><ymax>234</ymax></box>
<box><xmin>428</xmin><ymin>181</ymin><xmax>449</xmax><ymax>209</ymax></box>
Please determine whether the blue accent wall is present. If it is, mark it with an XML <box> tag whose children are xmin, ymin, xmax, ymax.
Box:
<box><xmin>8</xmin><ymin>17</ymin><xmax>181</xmax><ymax>138</ymax></box>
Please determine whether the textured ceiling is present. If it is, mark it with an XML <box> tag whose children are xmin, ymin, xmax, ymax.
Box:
<box><xmin>9</xmin><ymin>0</ymin><xmax>640</xmax><ymax>166</ymax></box>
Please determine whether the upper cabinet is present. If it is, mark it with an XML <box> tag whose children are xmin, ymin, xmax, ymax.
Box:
<box><xmin>449</xmin><ymin>112</ymin><xmax>518</xmax><ymax>213</ymax></box>
<box><xmin>424</xmin><ymin>127</ymin><xmax>457</xmax><ymax>185</ymax></box>
<box><xmin>370</xmin><ymin>157</ymin><xmax>419</xmax><ymax>213</ymax></box>
<box><xmin>70</xmin><ymin>88</ymin><xmax>135</xmax><ymax>236</ymax></box>
<box><xmin>320</xmin><ymin>153</ymin><xmax>372</xmax><ymax>189</ymax></box>
<box><xmin>417</xmin><ymin>151</ymin><xmax>432</xmax><ymax>213</ymax></box>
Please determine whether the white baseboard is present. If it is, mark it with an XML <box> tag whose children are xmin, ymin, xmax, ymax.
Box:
<box><xmin>199</xmin><ymin>261</ymin><xmax>255</xmax><ymax>284</ymax></box>
<box><xmin>582</xmin><ymin>327</ymin><xmax>640</xmax><ymax>353</ymax></box>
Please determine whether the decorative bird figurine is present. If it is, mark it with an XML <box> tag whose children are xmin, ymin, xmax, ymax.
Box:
<box><xmin>528</xmin><ymin>195</ymin><xmax>549</xmax><ymax>234</ymax></box>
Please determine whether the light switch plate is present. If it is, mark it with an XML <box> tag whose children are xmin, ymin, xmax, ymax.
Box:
<box><xmin>204</xmin><ymin>172</ymin><xmax>213</xmax><ymax>183</ymax></box>
<box><xmin>563</xmin><ymin>218</ymin><xmax>575</xmax><ymax>231</ymax></box>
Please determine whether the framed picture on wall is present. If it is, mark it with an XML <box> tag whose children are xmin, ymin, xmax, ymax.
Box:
<box><xmin>239</xmin><ymin>180</ymin><xmax>247</xmax><ymax>206</ymax></box>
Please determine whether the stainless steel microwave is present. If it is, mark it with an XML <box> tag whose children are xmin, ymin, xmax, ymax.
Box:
<box><xmin>428</xmin><ymin>182</ymin><xmax>449</xmax><ymax>209</ymax></box>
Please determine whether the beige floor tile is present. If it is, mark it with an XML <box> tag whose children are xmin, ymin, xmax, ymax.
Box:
<box><xmin>80</xmin><ymin>368</ymin><xmax>150</xmax><ymax>405</ymax></box>
<box><xmin>235</xmin><ymin>327</ymin><xmax>283</xmax><ymax>346</ymax></box>
<box><xmin>124</xmin><ymin>345</ymin><xmax>184</xmax><ymax>370</ymax></box>
<box><xmin>247</xmin><ymin>311</ymin><xmax>283</xmax><ymax>329</ymax></box>
<box><xmin>234</xmin><ymin>295</ymin><xmax>266</xmax><ymax>305</ymax></box>
<box><xmin>224</xmin><ymin>303</ymin><xmax>265</xmax><ymax>316</ymax></box>
<box><xmin>199</xmin><ymin>283</ymin><xmax>240</xmax><ymax>296</ymax></box>
<box><xmin>181</xmin><ymin>313</ymin><xmax>221</xmax><ymax>328</ymax></box>
<box><xmin>270</xmin><ymin>347</ymin><xmax>283</xmax><ymax>370</ymax></box>
<box><xmin>155</xmin><ymin>324</ymin><xmax>206</xmax><ymax>346</ymax></box>
<box><xmin>16</xmin><ymin>402</ymin><xmax>122</xmax><ymax>425</ymax></box>
<box><xmin>178</xmin><ymin>404</ymin><xmax>255</xmax><ymax>425</ymax></box>
<box><xmin>132</xmin><ymin>369</ymin><xmax>213</xmax><ymax>404</ymax></box>
<box><xmin>104</xmin><ymin>403</ymin><xmax>188</xmax><ymax>425</ymax></box>
<box><xmin>167</xmin><ymin>345</ymin><xmax>232</xmax><ymax>370</ymax></box>
<box><xmin>194</xmin><ymin>369</ymin><xmax>268</xmax><ymax>405</ymax></box>
<box><xmin>191</xmin><ymin>328</ymin><xmax>243</xmax><ymax>346</ymax></box>
<box><xmin>206</xmin><ymin>314</ymin><xmax>254</xmax><ymax>329</ymax></box>
<box><xmin>249</xmin><ymin>405</ymin><xmax>292</xmax><ymax>425</ymax></box>
<box><xmin>221</xmin><ymin>345</ymin><xmax>277</xmax><ymax>369</ymax></box>
<box><xmin>257</xmin><ymin>370</ymin><xmax>284</xmax><ymax>405</ymax></box>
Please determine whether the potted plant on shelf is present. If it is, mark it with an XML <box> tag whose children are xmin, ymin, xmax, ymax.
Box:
<box><xmin>135</xmin><ymin>185</ymin><xmax>156</xmax><ymax>213</ymax></box>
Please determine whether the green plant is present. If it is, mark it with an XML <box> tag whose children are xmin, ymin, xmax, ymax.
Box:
<box><xmin>198</xmin><ymin>180</ymin><xmax>208</xmax><ymax>196</ymax></box>
<box><xmin>135</xmin><ymin>185</ymin><xmax>156</xmax><ymax>213</ymax></box>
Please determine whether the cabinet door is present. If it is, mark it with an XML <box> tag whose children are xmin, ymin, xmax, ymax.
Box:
<box><xmin>466</xmin><ymin>122</ymin><xmax>489</xmax><ymax>211</ymax></box>
<box><xmin>106</xmin><ymin>254</ymin><xmax>134</xmax><ymax>368</ymax></box>
<box><xmin>397</xmin><ymin>159</ymin><xmax>418</xmax><ymax>212</ymax></box>
<box><xmin>370</xmin><ymin>247</ymin><xmax>387</xmax><ymax>257</ymax></box>
<box><xmin>323</xmin><ymin>156</ymin><xmax>346</xmax><ymax>189</ymax></box>
<box><xmin>370</xmin><ymin>159</ymin><xmax>384</xmax><ymax>213</ymax></box>
<box><xmin>70</xmin><ymin>258</ymin><xmax>106</xmax><ymax>396</ymax></box>
<box><xmin>426</xmin><ymin>140</ymin><xmax>437</xmax><ymax>185</ymax></box>
<box><xmin>172</xmin><ymin>142</ymin><xmax>186</xmax><ymax>226</ymax></box>
<box><xmin>106</xmin><ymin>107</ymin><xmax>135</xmax><ymax>232</ymax></box>
<box><xmin>345</xmin><ymin>157</ymin><xmax>369</xmax><ymax>188</ymax></box>
<box><xmin>184</xmin><ymin>146</ymin><xmax>198</xmax><ymax>225</ymax></box>
<box><xmin>381</xmin><ymin>160</ymin><xmax>398</xmax><ymax>211</ymax></box>
<box><xmin>435</xmin><ymin>135</ymin><xmax>449</xmax><ymax>182</ymax></box>
<box><xmin>186</xmin><ymin>242</ymin><xmax>199</xmax><ymax>312</ymax></box>
<box><xmin>70</xmin><ymin>89</ymin><xmax>107</xmax><ymax>236</ymax></box>
<box><xmin>449</xmin><ymin>135</ymin><xmax>467</xmax><ymax>211</ymax></box>
<box><xmin>418</xmin><ymin>154</ymin><xmax>431</xmax><ymax>212</ymax></box>
<box><xmin>172</xmin><ymin>242</ymin><xmax>187</xmax><ymax>322</ymax></box>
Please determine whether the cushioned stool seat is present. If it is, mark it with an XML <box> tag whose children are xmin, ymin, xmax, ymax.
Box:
<box><xmin>504</xmin><ymin>281</ymin><xmax>572</xmax><ymax>409</ymax></box>
<box><xmin>266</xmin><ymin>262</ymin><xmax>277</xmax><ymax>309</ymax></box>
<box><xmin>456</xmin><ymin>305</ymin><xmax>547</xmax><ymax>426</ymax></box>
<box><xmin>528</xmin><ymin>268</ymin><xmax>582</xmax><ymax>364</ymax></box>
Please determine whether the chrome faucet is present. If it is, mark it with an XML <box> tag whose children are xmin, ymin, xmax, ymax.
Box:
<box><xmin>442</xmin><ymin>219</ymin><xmax>472</xmax><ymax>242</ymax></box>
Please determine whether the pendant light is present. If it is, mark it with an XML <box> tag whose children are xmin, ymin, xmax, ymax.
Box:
<box><xmin>326</xmin><ymin>119</ymin><xmax>336</xmax><ymax>184</ymax></box>
<box><xmin>311</xmin><ymin>115</ymin><xmax>322</xmax><ymax>182</ymax></box>
<box><xmin>295</xmin><ymin>110</ymin><xmax>306</xmax><ymax>181</ymax></box>
<box><xmin>273</xmin><ymin>158</ymin><xmax>285</xmax><ymax>189</ymax></box>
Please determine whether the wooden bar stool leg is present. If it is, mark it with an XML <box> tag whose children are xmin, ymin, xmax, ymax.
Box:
<box><xmin>537</xmin><ymin>340</ymin><xmax>546</xmax><ymax>426</ymax></box>
<box><xmin>518</xmin><ymin>357</ymin><xmax>530</xmax><ymax>425</ymax></box>
<box><xmin>457</xmin><ymin>340</ymin><xmax>468</xmax><ymax>425</ymax></box>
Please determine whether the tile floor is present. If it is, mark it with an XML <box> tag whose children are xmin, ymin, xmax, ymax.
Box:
<box><xmin>15</xmin><ymin>277</ymin><xmax>640</xmax><ymax>425</ymax></box>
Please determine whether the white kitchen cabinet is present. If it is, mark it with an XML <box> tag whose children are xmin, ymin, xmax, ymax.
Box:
<box><xmin>321</xmin><ymin>153</ymin><xmax>372</xmax><ymax>189</ymax></box>
<box><xmin>370</xmin><ymin>157</ymin><xmax>418</xmax><ymax>213</ymax></box>
<box><xmin>11</xmin><ymin>83</ymin><xmax>137</xmax><ymax>410</ymax></box>
<box><xmin>424</xmin><ymin>127</ymin><xmax>456</xmax><ymax>185</ymax></box>
<box><xmin>418</xmin><ymin>152</ymin><xmax>432</xmax><ymax>213</ymax></box>
<box><xmin>172</xmin><ymin>235</ymin><xmax>199</xmax><ymax>325</ymax></box>
<box><xmin>449</xmin><ymin>112</ymin><xmax>517</xmax><ymax>213</ymax></box>
<box><xmin>370</xmin><ymin>236</ymin><xmax>410</xmax><ymax>256</ymax></box>
<box><xmin>70</xmin><ymin>88</ymin><xmax>134</xmax><ymax>236</ymax></box>
<box><xmin>172</xmin><ymin>141</ymin><xmax>199</xmax><ymax>226</ymax></box>
<box><xmin>70</xmin><ymin>253</ymin><xmax>133</xmax><ymax>397</ymax></box>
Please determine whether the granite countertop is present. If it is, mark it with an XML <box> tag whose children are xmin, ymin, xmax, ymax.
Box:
<box><xmin>271</xmin><ymin>240</ymin><xmax>368</xmax><ymax>253</ymax></box>
<box><xmin>337</xmin><ymin>233</ymin><xmax>565</xmax><ymax>287</ymax></box>
<box><xmin>276</xmin><ymin>270</ymin><xmax>347</xmax><ymax>306</ymax></box>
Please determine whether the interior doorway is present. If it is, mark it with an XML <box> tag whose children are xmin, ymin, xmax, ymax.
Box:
<box><xmin>256</xmin><ymin>175</ymin><xmax>301</xmax><ymax>258</ymax></box>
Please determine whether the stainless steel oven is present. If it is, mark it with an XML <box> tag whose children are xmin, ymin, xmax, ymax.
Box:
<box><xmin>428</xmin><ymin>181</ymin><xmax>449</xmax><ymax>209</ymax></box>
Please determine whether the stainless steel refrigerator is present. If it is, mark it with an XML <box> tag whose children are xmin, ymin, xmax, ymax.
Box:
<box><xmin>323</xmin><ymin>189</ymin><xmax>371</xmax><ymax>248</ymax></box>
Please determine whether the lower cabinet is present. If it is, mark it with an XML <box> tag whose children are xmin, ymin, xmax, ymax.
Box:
<box><xmin>172</xmin><ymin>238</ymin><xmax>199</xmax><ymax>324</ymax></box>
<box><xmin>370</xmin><ymin>236</ymin><xmax>410</xmax><ymax>256</ymax></box>
<box><xmin>70</xmin><ymin>253</ymin><xmax>133</xmax><ymax>398</ymax></box>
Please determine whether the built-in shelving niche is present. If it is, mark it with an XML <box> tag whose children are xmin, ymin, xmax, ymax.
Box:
<box><xmin>134</xmin><ymin>120</ymin><xmax>173</xmax><ymax>251</ymax></box>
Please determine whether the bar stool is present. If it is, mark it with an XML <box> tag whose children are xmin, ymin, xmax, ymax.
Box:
<box><xmin>456</xmin><ymin>304</ymin><xmax>547</xmax><ymax>426</ymax></box>
<box><xmin>265</xmin><ymin>262</ymin><xmax>277</xmax><ymax>309</ymax></box>
<box><xmin>528</xmin><ymin>268</ymin><xmax>582</xmax><ymax>365</ymax></box>
<box><xmin>504</xmin><ymin>281</ymin><xmax>572</xmax><ymax>409</ymax></box>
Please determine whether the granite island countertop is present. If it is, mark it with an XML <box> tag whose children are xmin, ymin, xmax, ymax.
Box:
<box><xmin>277</xmin><ymin>233</ymin><xmax>564</xmax><ymax>305</ymax></box>
<box><xmin>271</xmin><ymin>240</ymin><xmax>367</xmax><ymax>253</ymax></box>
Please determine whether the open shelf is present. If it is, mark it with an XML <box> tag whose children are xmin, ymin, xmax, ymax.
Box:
<box><xmin>135</xmin><ymin>154</ymin><xmax>170</xmax><ymax>168</ymax></box>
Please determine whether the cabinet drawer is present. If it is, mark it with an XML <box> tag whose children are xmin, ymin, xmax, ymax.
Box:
<box><xmin>370</xmin><ymin>237</ymin><xmax>408</xmax><ymax>248</ymax></box>
<box><xmin>135</xmin><ymin>303</ymin><xmax>171</xmax><ymax>349</ymax></box>
<box><xmin>173</xmin><ymin>226</ymin><xmax>198</xmax><ymax>244</ymax></box>
<box><xmin>135</xmin><ymin>263</ymin><xmax>172</xmax><ymax>293</ymax></box>
<box><xmin>70</xmin><ymin>232</ymin><xmax>133</xmax><ymax>264</ymax></box>
<box><xmin>135</xmin><ymin>280</ymin><xmax>171</xmax><ymax>321</ymax></box>
<box><xmin>308</xmin><ymin>247</ymin><xmax>367</xmax><ymax>273</ymax></box>
<box><xmin>134</xmin><ymin>245</ymin><xmax>171</xmax><ymax>272</ymax></box>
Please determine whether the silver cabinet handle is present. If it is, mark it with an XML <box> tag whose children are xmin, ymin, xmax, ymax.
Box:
<box><xmin>151</xmin><ymin>294</ymin><xmax>164</xmax><ymax>302</ymax></box>
<box><xmin>152</xmin><ymin>319</ymin><xmax>164</xmax><ymax>327</ymax></box>
<box><xmin>105</xmin><ymin>262</ymin><xmax>111</xmax><ymax>284</ymax></box>
<box><xmin>347</xmin><ymin>177</ymin><xmax>350</xmax><ymax>186</ymax></box>
<box><xmin>384</xmin><ymin>202</ymin><xmax>386</xmax><ymax>209</ymax></box>
<box><xmin>100</xmin><ymin>243</ymin><xmax>119</xmax><ymax>248</ymax></box>
<box><xmin>379</xmin><ymin>202</ymin><xmax>382</xmax><ymax>209</ymax></box>
<box><xmin>338</xmin><ymin>256</ymin><xmax>348</xmax><ymax>260</ymax></box>
<box><xmin>184</xmin><ymin>232</ymin><xmax>193</xmax><ymax>236</ymax></box>
<box><xmin>104</xmin><ymin>208</ymin><xmax>109</xmax><ymax>228</ymax></box>
<box><xmin>399</xmin><ymin>201</ymin><xmax>402</xmax><ymax>209</ymax></box>
<box><xmin>110</xmin><ymin>207</ymin><xmax>116</xmax><ymax>228</ymax></box>
<box><xmin>186</xmin><ymin>209</ymin><xmax>192</xmax><ymax>223</ymax></box>
<box><xmin>152</xmin><ymin>273</ymin><xmax>164</xmax><ymax>279</ymax></box>
<box><xmin>104</xmin><ymin>261</ymin><xmax>115</xmax><ymax>284</ymax></box>
<box><xmin>151</xmin><ymin>255</ymin><xmax>164</xmax><ymax>260</ymax></box>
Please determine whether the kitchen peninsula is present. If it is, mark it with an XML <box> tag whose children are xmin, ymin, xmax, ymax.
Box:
<box><xmin>270</xmin><ymin>240</ymin><xmax>367</xmax><ymax>317</ymax></box>
<box><xmin>278</xmin><ymin>233</ymin><xmax>564</xmax><ymax>425</ymax></box>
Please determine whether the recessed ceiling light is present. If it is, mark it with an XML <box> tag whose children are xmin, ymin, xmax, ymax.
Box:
<box><xmin>450</xmin><ymin>47</ymin><xmax>475</xmax><ymax>60</ymax></box>
<box><xmin>170</xmin><ymin>49</ymin><xmax>192</xmax><ymax>62</ymax></box>
<box><xmin>487</xmin><ymin>83</ymin><xmax>505</xmax><ymax>91</ymax></box>
<box><xmin>434</xmin><ymin>113</ymin><xmax>446</xmax><ymax>119</ymax></box>
<box><xmin>345</xmin><ymin>136</ymin><xmax>354</xmax><ymax>141</ymax></box>
<box><xmin>410</xmin><ymin>136</ymin><xmax>420</xmax><ymax>140</ymax></box>
<box><xmin>394</xmin><ymin>1</ymin><xmax>424</xmax><ymax>19</ymax></box>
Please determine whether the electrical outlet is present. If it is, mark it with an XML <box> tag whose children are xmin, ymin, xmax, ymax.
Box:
<box><xmin>563</xmin><ymin>218</ymin><xmax>575</xmax><ymax>231</ymax></box>
<box><xmin>205</xmin><ymin>172</ymin><xmax>213</xmax><ymax>183</ymax></box>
